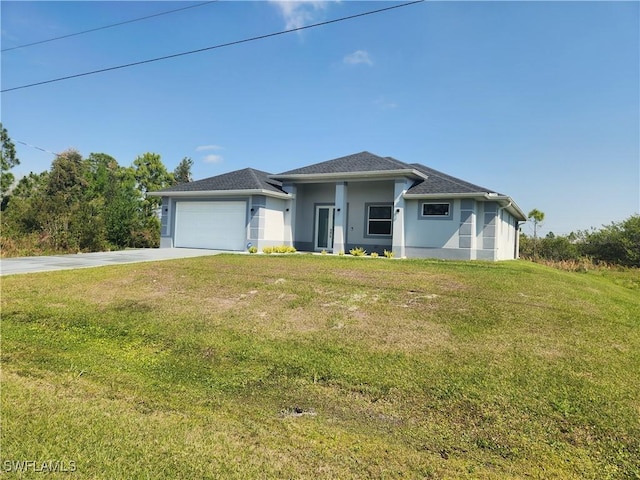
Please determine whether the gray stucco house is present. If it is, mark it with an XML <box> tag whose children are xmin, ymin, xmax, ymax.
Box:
<box><xmin>149</xmin><ymin>151</ymin><xmax>526</xmax><ymax>260</ymax></box>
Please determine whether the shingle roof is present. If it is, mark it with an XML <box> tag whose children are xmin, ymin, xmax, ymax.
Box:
<box><xmin>275</xmin><ymin>151</ymin><xmax>413</xmax><ymax>176</ymax></box>
<box><xmin>405</xmin><ymin>162</ymin><xmax>499</xmax><ymax>196</ymax></box>
<box><xmin>156</xmin><ymin>168</ymin><xmax>285</xmax><ymax>194</ymax></box>
<box><xmin>274</xmin><ymin>151</ymin><xmax>497</xmax><ymax>196</ymax></box>
<box><xmin>155</xmin><ymin>153</ymin><xmax>499</xmax><ymax>198</ymax></box>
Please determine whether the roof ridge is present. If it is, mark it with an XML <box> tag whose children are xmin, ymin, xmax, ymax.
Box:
<box><xmin>384</xmin><ymin>155</ymin><xmax>417</xmax><ymax>170</ymax></box>
<box><xmin>247</xmin><ymin>167</ymin><xmax>262</xmax><ymax>188</ymax></box>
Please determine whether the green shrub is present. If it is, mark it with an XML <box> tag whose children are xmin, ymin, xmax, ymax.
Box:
<box><xmin>248</xmin><ymin>246</ymin><xmax>258</xmax><ymax>254</ymax></box>
<box><xmin>349</xmin><ymin>247</ymin><xmax>367</xmax><ymax>256</ymax></box>
<box><xmin>383</xmin><ymin>249</ymin><xmax>394</xmax><ymax>258</ymax></box>
<box><xmin>262</xmin><ymin>246</ymin><xmax>274</xmax><ymax>254</ymax></box>
<box><xmin>370</xmin><ymin>252</ymin><xmax>379</xmax><ymax>258</ymax></box>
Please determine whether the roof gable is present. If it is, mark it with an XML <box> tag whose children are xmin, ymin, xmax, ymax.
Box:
<box><xmin>156</xmin><ymin>168</ymin><xmax>285</xmax><ymax>194</ymax></box>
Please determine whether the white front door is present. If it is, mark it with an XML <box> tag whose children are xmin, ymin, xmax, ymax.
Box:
<box><xmin>315</xmin><ymin>206</ymin><xmax>335</xmax><ymax>251</ymax></box>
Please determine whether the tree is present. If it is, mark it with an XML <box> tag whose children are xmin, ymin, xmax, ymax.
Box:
<box><xmin>84</xmin><ymin>153</ymin><xmax>141</xmax><ymax>249</ymax></box>
<box><xmin>539</xmin><ymin>233</ymin><xmax>580</xmax><ymax>261</ymax></box>
<box><xmin>133</xmin><ymin>153</ymin><xmax>174</xmax><ymax>198</ymax></box>
<box><xmin>173</xmin><ymin>157</ymin><xmax>193</xmax><ymax>184</ymax></box>
<box><xmin>528</xmin><ymin>209</ymin><xmax>545</xmax><ymax>259</ymax></box>
<box><xmin>103</xmin><ymin>166</ymin><xmax>141</xmax><ymax>248</ymax></box>
<box><xmin>1</xmin><ymin>123</ymin><xmax>20</xmax><ymax>203</ymax></box>
<box><xmin>1</xmin><ymin>171</ymin><xmax>49</xmax><ymax>235</ymax></box>
<box><xmin>580</xmin><ymin>215</ymin><xmax>640</xmax><ymax>267</ymax></box>
<box><xmin>132</xmin><ymin>153</ymin><xmax>175</xmax><ymax>247</ymax></box>
<box><xmin>47</xmin><ymin>149</ymin><xmax>87</xmax><ymax>206</ymax></box>
<box><xmin>42</xmin><ymin>149</ymin><xmax>90</xmax><ymax>250</ymax></box>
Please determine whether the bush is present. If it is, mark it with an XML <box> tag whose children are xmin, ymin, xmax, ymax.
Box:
<box><xmin>579</xmin><ymin>215</ymin><xmax>640</xmax><ymax>267</ymax></box>
<box><xmin>520</xmin><ymin>215</ymin><xmax>639</xmax><ymax>268</ymax></box>
<box><xmin>383</xmin><ymin>249</ymin><xmax>394</xmax><ymax>258</ymax></box>
<box><xmin>370</xmin><ymin>252</ymin><xmax>379</xmax><ymax>258</ymax></box>
<box><xmin>539</xmin><ymin>234</ymin><xmax>581</xmax><ymax>262</ymax></box>
<box><xmin>261</xmin><ymin>245</ymin><xmax>296</xmax><ymax>254</ymax></box>
<box><xmin>349</xmin><ymin>247</ymin><xmax>367</xmax><ymax>256</ymax></box>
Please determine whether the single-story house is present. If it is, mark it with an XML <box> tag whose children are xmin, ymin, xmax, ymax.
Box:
<box><xmin>148</xmin><ymin>151</ymin><xmax>526</xmax><ymax>260</ymax></box>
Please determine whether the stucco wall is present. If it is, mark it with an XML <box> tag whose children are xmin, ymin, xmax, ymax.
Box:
<box><xmin>293</xmin><ymin>181</ymin><xmax>394</xmax><ymax>252</ymax></box>
<box><xmin>403</xmin><ymin>199</ymin><xmax>519</xmax><ymax>260</ymax></box>
<box><xmin>263</xmin><ymin>197</ymin><xmax>286</xmax><ymax>245</ymax></box>
<box><xmin>293</xmin><ymin>183</ymin><xmax>335</xmax><ymax>249</ymax></box>
<box><xmin>496</xmin><ymin>208</ymin><xmax>518</xmax><ymax>260</ymax></box>
<box><xmin>405</xmin><ymin>198</ymin><xmax>461</xmax><ymax>249</ymax></box>
<box><xmin>344</xmin><ymin>181</ymin><xmax>394</xmax><ymax>252</ymax></box>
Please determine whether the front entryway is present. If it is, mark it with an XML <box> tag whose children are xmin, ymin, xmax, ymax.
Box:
<box><xmin>315</xmin><ymin>205</ymin><xmax>335</xmax><ymax>251</ymax></box>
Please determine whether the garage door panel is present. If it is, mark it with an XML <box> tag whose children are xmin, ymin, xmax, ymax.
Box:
<box><xmin>175</xmin><ymin>201</ymin><xmax>246</xmax><ymax>250</ymax></box>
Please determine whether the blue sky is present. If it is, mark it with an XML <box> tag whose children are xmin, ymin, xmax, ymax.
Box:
<box><xmin>1</xmin><ymin>0</ymin><xmax>638</xmax><ymax>236</ymax></box>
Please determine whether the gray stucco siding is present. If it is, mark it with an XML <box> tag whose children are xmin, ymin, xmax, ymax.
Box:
<box><xmin>293</xmin><ymin>183</ymin><xmax>336</xmax><ymax>244</ymax></box>
<box><xmin>292</xmin><ymin>181</ymin><xmax>394</xmax><ymax>250</ymax></box>
<box><xmin>249</xmin><ymin>195</ymin><xmax>266</xmax><ymax>243</ymax></box>
<box><xmin>405</xmin><ymin>246</ymin><xmax>473</xmax><ymax>260</ymax></box>
<box><xmin>482</xmin><ymin>202</ymin><xmax>498</xmax><ymax>251</ymax></box>
<box><xmin>405</xmin><ymin>198</ymin><xmax>461</xmax><ymax>249</ymax></box>
<box><xmin>344</xmin><ymin>181</ymin><xmax>394</xmax><ymax>247</ymax></box>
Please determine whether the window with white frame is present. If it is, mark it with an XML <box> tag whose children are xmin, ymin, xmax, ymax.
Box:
<box><xmin>421</xmin><ymin>202</ymin><xmax>451</xmax><ymax>217</ymax></box>
<box><xmin>367</xmin><ymin>204</ymin><xmax>392</xmax><ymax>236</ymax></box>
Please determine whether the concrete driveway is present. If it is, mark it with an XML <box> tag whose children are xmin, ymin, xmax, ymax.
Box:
<box><xmin>0</xmin><ymin>248</ymin><xmax>227</xmax><ymax>276</ymax></box>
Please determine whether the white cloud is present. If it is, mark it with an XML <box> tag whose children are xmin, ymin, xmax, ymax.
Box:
<box><xmin>375</xmin><ymin>96</ymin><xmax>398</xmax><ymax>110</ymax></box>
<box><xmin>203</xmin><ymin>154</ymin><xmax>224</xmax><ymax>164</ymax></box>
<box><xmin>269</xmin><ymin>1</ymin><xmax>330</xmax><ymax>30</ymax></box>
<box><xmin>196</xmin><ymin>145</ymin><xmax>223</xmax><ymax>152</ymax></box>
<box><xmin>344</xmin><ymin>50</ymin><xmax>373</xmax><ymax>66</ymax></box>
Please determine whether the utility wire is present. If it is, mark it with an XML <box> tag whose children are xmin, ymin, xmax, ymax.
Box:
<box><xmin>16</xmin><ymin>140</ymin><xmax>61</xmax><ymax>157</ymax></box>
<box><xmin>1</xmin><ymin>0</ymin><xmax>424</xmax><ymax>93</ymax></box>
<box><xmin>1</xmin><ymin>1</ymin><xmax>219</xmax><ymax>52</ymax></box>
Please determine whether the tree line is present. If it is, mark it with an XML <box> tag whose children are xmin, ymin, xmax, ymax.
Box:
<box><xmin>1</xmin><ymin>123</ymin><xmax>193</xmax><ymax>256</ymax></box>
<box><xmin>520</xmin><ymin>214</ymin><xmax>640</xmax><ymax>268</ymax></box>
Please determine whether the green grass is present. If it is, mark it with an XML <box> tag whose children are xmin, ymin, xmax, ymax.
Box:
<box><xmin>1</xmin><ymin>255</ymin><xmax>639</xmax><ymax>479</ymax></box>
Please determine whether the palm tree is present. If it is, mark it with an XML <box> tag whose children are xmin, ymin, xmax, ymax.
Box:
<box><xmin>528</xmin><ymin>209</ymin><xmax>545</xmax><ymax>259</ymax></box>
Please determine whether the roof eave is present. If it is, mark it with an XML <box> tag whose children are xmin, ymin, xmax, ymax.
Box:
<box><xmin>404</xmin><ymin>192</ymin><xmax>489</xmax><ymax>200</ymax></box>
<box><xmin>270</xmin><ymin>169</ymin><xmax>427</xmax><ymax>182</ymax></box>
<box><xmin>147</xmin><ymin>189</ymin><xmax>291</xmax><ymax>199</ymax></box>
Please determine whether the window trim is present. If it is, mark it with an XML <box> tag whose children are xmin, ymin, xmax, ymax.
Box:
<box><xmin>365</xmin><ymin>203</ymin><xmax>393</xmax><ymax>237</ymax></box>
<box><xmin>421</xmin><ymin>202</ymin><xmax>452</xmax><ymax>218</ymax></box>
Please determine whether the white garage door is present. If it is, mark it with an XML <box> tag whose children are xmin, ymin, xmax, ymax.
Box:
<box><xmin>174</xmin><ymin>201</ymin><xmax>247</xmax><ymax>250</ymax></box>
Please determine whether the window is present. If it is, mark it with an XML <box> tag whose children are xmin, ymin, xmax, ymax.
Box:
<box><xmin>367</xmin><ymin>205</ymin><xmax>392</xmax><ymax>236</ymax></box>
<box><xmin>422</xmin><ymin>202</ymin><xmax>450</xmax><ymax>217</ymax></box>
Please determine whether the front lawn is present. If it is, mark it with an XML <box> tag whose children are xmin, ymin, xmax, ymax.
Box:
<box><xmin>1</xmin><ymin>255</ymin><xmax>638</xmax><ymax>478</ymax></box>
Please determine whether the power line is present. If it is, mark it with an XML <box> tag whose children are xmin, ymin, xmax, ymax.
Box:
<box><xmin>1</xmin><ymin>0</ymin><xmax>424</xmax><ymax>93</ymax></box>
<box><xmin>16</xmin><ymin>140</ymin><xmax>61</xmax><ymax>157</ymax></box>
<box><xmin>1</xmin><ymin>1</ymin><xmax>219</xmax><ymax>52</ymax></box>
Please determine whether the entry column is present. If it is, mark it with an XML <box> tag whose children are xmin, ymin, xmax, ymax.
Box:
<box><xmin>392</xmin><ymin>179</ymin><xmax>407</xmax><ymax>258</ymax></box>
<box><xmin>333</xmin><ymin>182</ymin><xmax>348</xmax><ymax>253</ymax></box>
